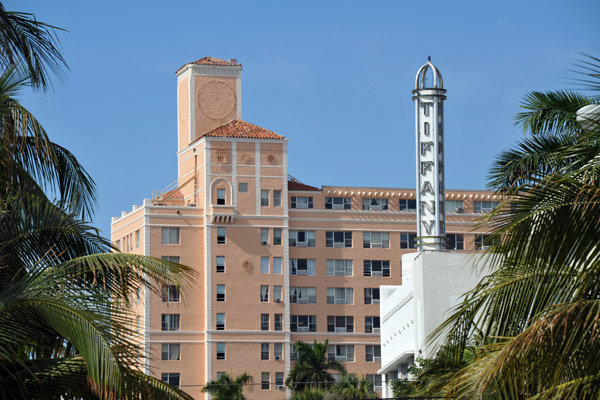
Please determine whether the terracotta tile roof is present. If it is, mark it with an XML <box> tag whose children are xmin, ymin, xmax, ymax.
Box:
<box><xmin>196</xmin><ymin>119</ymin><xmax>286</xmax><ymax>141</ymax></box>
<box><xmin>288</xmin><ymin>176</ymin><xmax>320</xmax><ymax>191</ymax></box>
<box><xmin>176</xmin><ymin>57</ymin><xmax>241</xmax><ymax>73</ymax></box>
<box><xmin>164</xmin><ymin>188</ymin><xmax>184</xmax><ymax>199</ymax></box>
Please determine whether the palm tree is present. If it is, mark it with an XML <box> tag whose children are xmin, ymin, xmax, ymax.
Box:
<box><xmin>431</xmin><ymin>54</ymin><xmax>600</xmax><ymax>399</ymax></box>
<box><xmin>201</xmin><ymin>372</ymin><xmax>252</xmax><ymax>400</ymax></box>
<box><xmin>331</xmin><ymin>374</ymin><xmax>377</xmax><ymax>399</ymax></box>
<box><xmin>286</xmin><ymin>340</ymin><xmax>347</xmax><ymax>393</ymax></box>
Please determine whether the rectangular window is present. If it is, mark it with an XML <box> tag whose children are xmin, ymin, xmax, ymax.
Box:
<box><xmin>326</xmin><ymin>231</ymin><xmax>352</xmax><ymax>248</ymax></box>
<box><xmin>273</xmin><ymin>257</ymin><xmax>282</xmax><ymax>274</ymax></box>
<box><xmin>273</xmin><ymin>228</ymin><xmax>282</xmax><ymax>245</ymax></box>
<box><xmin>400</xmin><ymin>232</ymin><xmax>417</xmax><ymax>249</ymax></box>
<box><xmin>216</xmin><ymin>256</ymin><xmax>225</xmax><ymax>273</ymax></box>
<box><xmin>261</xmin><ymin>228</ymin><xmax>269</xmax><ymax>245</ymax></box>
<box><xmin>446</xmin><ymin>234</ymin><xmax>465</xmax><ymax>250</ymax></box>
<box><xmin>325</xmin><ymin>197</ymin><xmax>351</xmax><ymax>210</ymax></box>
<box><xmin>363</xmin><ymin>232</ymin><xmax>390</xmax><ymax>248</ymax></box>
<box><xmin>290</xmin><ymin>259</ymin><xmax>316</xmax><ymax>276</ymax></box>
<box><xmin>162</xmin><ymin>343</ymin><xmax>181</xmax><ymax>360</ymax></box>
<box><xmin>135</xmin><ymin>230</ymin><xmax>140</xmax><ymax>247</ymax></box>
<box><xmin>290</xmin><ymin>315</ymin><xmax>317</xmax><ymax>332</ymax></box>
<box><xmin>475</xmin><ymin>234</ymin><xmax>499</xmax><ymax>250</ymax></box>
<box><xmin>327</xmin><ymin>345</ymin><xmax>354</xmax><ymax>362</ymax></box>
<box><xmin>261</xmin><ymin>372</ymin><xmax>270</xmax><ymax>390</ymax></box>
<box><xmin>363</xmin><ymin>260</ymin><xmax>390</xmax><ymax>277</ymax></box>
<box><xmin>362</xmin><ymin>198</ymin><xmax>388</xmax><ymax>211</ymax></box>
<box><xmin>136</xmin><ymin>316</ymin><xmax>141</xmax><ymax>332</ymax></box>
<box><xmin>261</xmin><ymin>257</ymin><xmax>270</xmax><ymax>274</ymax></box>
<box><xmin>289</xmin><ymin>230</ymin><xmax>315</xmax><ymax>247</ymax></box>
<box><xmin>161</xmin><ymin>227</ymin><xmax>180</xmax><ymax>244</ymax></box>
<box><xmin>276</xmin><ymin>372</ymin><xmax>284</xmax><ymax>390</ymax></box>
<box><xmin>327</xmin><ymin>316</ymin><xmax>354</xmax><ymax>333</ymax></box>
<box><xmin>365</xmin><ymin>345</ymin><xmax>381</xmax><ymax>362</ymax></box>
<box><xmin>273</xmin><ymin>286</ymin><xmax>282</xmax><ymax>302</ymax></box>
<box><xmin>216</xmin><ymin>284</ymin><xmax>225</xmax><ymax>301</ymax></box>
<box><xmin>364</xmin><ymin>288</ymin><xmax>380</xmax><ymax>305</ymax></box>
<box><xmin>365</xmin><ymin>316</ymin><xmax>381</xmax><ymax>333</ymax></box>
<box><xmin>367</xmin><ymin>374</ymin><xmax>382</xmax><ymax>392</ymax></box>
<box><xmin>327</xmin><ymin>288</ymin><xmax>354</xmax><ymax>304</ymax></box>
<box><xmin>216</xmin><ymin>313</ymin><xmax>225</xmax><ymax>330</ymax></box>
<box><xmin>216</xmin><ymin>343</ymin><xmax>225</xmax><ymax>360</ymax></box>
<box><xmin>274</xmin><ymin>344</ymin><xmax>283</xmax><ymax>360</ymax></box>
<box><xmin>399</xmin><ymin>199</ymin><xmax>417</xmax><ymax>211</ymax></box>
<box><xmin>161</xmin><ymin>314</ymin><xmax>180</xmax><ymax>331</ymax></box>
<box><xmin>217</xmin><ymin>189</ymin><xmax>226</xmax><ymax>205</ymax></box>
<box><xmin>326</xmin><ymin>259</ymin><xmax>353</xmax><ymax>276</ymax></box>
<box><xmin>239</xmin><ymin>182</ymin><xmax>248</xmax><ymax>193</ymax></box>
<box><xmin>261</xmin><ymin>343</ymin><xmax>270</xmax><ymax>360</ymax></box>
<box><xmin>217</xmin><ymin>227</ymin><xmax>226</xmax><ymax>244</ymax></box>
<box><xmin>273</xmin><ymin>190</ymin><xmax>282</xmax><ymax>207</ymax></box>
<box><xmin>261</xmin><ymin>314</ymin><xmax>270</xmax><ymax>331</ymax></box>
<box><xmin>291</xmin><ymin>196</ymin><xmax>313</xmax><ymax>209</ymax></box>
<box><xmin>161</xmin><ymin>285</ymin><xmax>180</xmax><ymax>302</ymax></box>
<box><xmin>261</xmin><ymin>190</ymin><xmax>269</xmax><ymax>206</ymax></box>
<box><xmin>445</xmin><ymin>200</ymin><xmax>464</xmax><ymax>213</ymax></box>
<box><xmin>161</xmin><ymin>373</ymin><xmax>180</xmax><ymax>388</ymax></box>
<box><xmin>115</xmin><ymin>240</ymin><xmax>120</xmax><ymax>250</ymax></box>
<box><xmin>289</xmin><ymin>287</ymin><xmax>317</xmax><ymax>304</ymax></box>
<box><xmin>260</xmin><ymin>285</ymin><xmax>269</xmax><ymax>302</ymax></box>
<box><xmin>474</xmin><ymin>201</ymin><xmax>500</xmax><ymax>213</ymax></box>
<box><xmin>162</xmin><ymin>256</ymin><xmax>180</xmax><ymax>263</ymax></box>
<box><xmin>274</xmin><ymin>314</ymin><xmax>283</xmax><ymax>331</ymax></box>
<box><xmin>136</xmin><ymin>287</ymin><xmax>141</xmax><ymax>305</ymax></box>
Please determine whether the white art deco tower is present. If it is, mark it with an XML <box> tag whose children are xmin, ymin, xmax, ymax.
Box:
<box><xmin>413</xmin><ymin>57</ymin><xmax>447</xmax><ymax>250</ymax></box>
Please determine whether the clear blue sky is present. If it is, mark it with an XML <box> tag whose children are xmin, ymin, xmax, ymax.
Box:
<box><xmin>8</xmin><ymin>0</ymin><xmax>599</xmax><ymax>237</ymax></box>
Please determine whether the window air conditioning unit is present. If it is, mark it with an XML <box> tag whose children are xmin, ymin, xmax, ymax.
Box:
<box><xmin>275</xmin><ymin>298</ymin><xmax>281</xmax><ymax>303</ymax></box>
<box><xmin>373</xmin><ymin>328</ymin><xmax>380</xmax><ymax>334</ymax></box>
<box><xmin>275</xmin><ymin>355</ymin><xmax>282</xmax><ymax>360</ymax></box>
<box><xmin>277</xmin><ymin>385</ymin><xmax>285</xmax><ymax>390</ymax></box>
<box><xmin>457</xmin><ymin>208</ymin><xmax>464</xmax><ymax>213</ymax></box>
<box><xmin>335</xmin><ymin>327</ymin><xmax>346</xmax><ymax>333</ymax></box>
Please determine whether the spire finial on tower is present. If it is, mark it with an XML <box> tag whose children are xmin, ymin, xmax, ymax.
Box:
<box><xmin>428</xmin><ymin>55</ymin><xmax>431</xmax><ymax>62</ymax></box>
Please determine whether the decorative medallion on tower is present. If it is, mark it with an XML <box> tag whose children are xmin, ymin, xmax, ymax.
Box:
<box><xmin>413</xmin><ymin>57</ymin><xmax>447</xmax><ymax>251</ymax></box>
<box><xmin>197</xmin><ymin>80</ymin><xmax>237</xmax><ymax>120</ymax></box>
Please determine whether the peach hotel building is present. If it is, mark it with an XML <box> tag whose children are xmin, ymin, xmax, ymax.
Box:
<box><xmin>111</xmin><ymin>57</ymin><xmax>496</xmax><ymax>399</ymax></box>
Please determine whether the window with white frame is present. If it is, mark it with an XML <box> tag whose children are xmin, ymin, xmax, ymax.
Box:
<box><xmin>289</xmin><ymin>230</ymin><xmax>315</xmax><ymax>247</ymax></box>
<box><xmin>365</xmin><ymin>345</ymin><xmax>381</xmax><ymax>362</ymax></box>
<box><xmin>216</xmin><ymin>372</ymin><xmax>225</xmax><ymax>379</ymax></box>
<box><xmin>327</xmin><ymin>288</ymin><xmax>354</xmax><ymax>304</ymax></box>
<box><xmin>216</xmin><ymin>284</ymin><xmax>225</xmax><ymax>301</ymax></box>
<box><xmin>365</xmin><ymin>316</ymin><xmax>380</xmax><ymax>333</ymax></box>
<box><xmin>261</xmin><ymin>228</ymin><xmax>269</xmax><ymax>245</ymax></box>
<box><xmin>363</xmin><ymin>260</ymin><xmax>390</xmax><ymax>277</ymax></box>
<box><xmin>290</xmin><ymin>287</ymin><xmax>317</xmax><ymax>304</ymax></box>
<box><xmin>326</xmin><ymin>259</ymin><xmax>353</xmax><ymax>276</ymax></box>
<box><xmin>325</xmin><ymin>197</ymin><xmax>351</xmax><ymax>210</ymax></box>
<box><xmin>290</xmin><ymin>258</ymin><xmax>316</xmax><ymax>276</ymax></box>
<box><xmin>367</xmin><ymin>374</ymin><xmax>382</xmax><ymax>391</ymax></box>
<box><xmin>161</xmin><ymin>227</ymin><xmax>180</xmax><ymax>244</ymax></box>
<box><xmin>260</xmin><ymin>285</ymin><xmax>269</xmax><ymax>302</ymax></box>
<box><xmin>162</xmin><ymin>256</ymin><xmax>180</xmax><ymax>263</ymax></box>
<box><xmin>136</xmin><ymin>316</ymin><xmax>141</xmax><ymax>332</ymax></box>
<box><xmin>216</xmin><ymin>256</ymin><xmax>225</xmax><ymax>273</ymax></box>
<box><xmin>399</xmin><ymin>199</ymin><xmax>417</xmax><ymax>211</ymax></box>
<box><xmin>261</xmin><ymin>343</ymin><xmax>269</xmax><ymax>360</ymax></box>
<box><xmin>274</xmin><ymin>344</ymin><xmax>283</xmax><ymax>360</ymax></box>
<box><xmin>217</xmin><ymin>227</ymin><xmax>226</xmax><ymax>244</ymax></box>
<box><xmin>261</xmin><ymin>190</ymin><xmax>269</xmax><ymax>206</ymax></box>
<box><xmin>363</xmin><ymin>232</ymin><xmax>390</xmax><ymax>248</ymax></box>
<box><xmin>161</xmin><ymin>314</ymin><xmax>180</xmax><ymax>331</ymax></box>
<box><xmin>400</xmin><ymin>232</ymin><xmax>417</xmax><ymax>249</ymax></box>
<box><xmin>291</xmin><ymin>196</ymin><xmax>313</xmax><ymax>209</ymax></box>
<box><xmin>239</xmin><ymin>182</ymin><xmax>248</xmax><ymax>193</ymax></box>
<box><xmin>274</xmin><ymin>314</ymin><xmax>283</xmax><ymax>331</ymax></box>
<box><xmin>261</xmin><ymin>257</ymin><xmax>270</xmax><ymax>274</ymax></box>
<box><xmin>276</xmin><ymin>372</ymin><xmax>284</xmax><ymax>388</ymax></box>
<box><xmin>161</xmin><ymin>373</ymin><xmax>180</xmax><ymax>388</ymax></box>
<box><xmin>364</xmin><ymin>288</ymin><xmax>380</xmax><ymax>305</ymax></box>
<box><xmin>216</xmin><ymin>343</ymin><xmax>225</xmax><ymax>360</ymax></box>
<box><xmin>161</xmin><ymin>285</ymin><xmax>180</xmax><ymax>302</ymax></box>
<box><xmin>362</xmin><ymin>198</ymin><xmax>388</xmax><ymax>211</ymax></box>
<box><xmin>135</xmin><ymin>230</ymin><xmax>140</xmax><ymax>247</ymax></box>
<box><xmin>290</xmin><ymin>315</ymin><xmax>316</xmax><ymax>332</ymax></box>
<box><xmin>273</xmin><ymin>190</ymin><xmax>282</xmax><ymax>207</ymax></box>
<box><xmin>217</xmin><ymin>189</ymin><xmax>226</xmax><ymax>205</ymax></box>
<box><xmin>261</xmin><ymin>372</ymin><xmax>270</xmax><ymax>390</ymax></box>
<box><xmin>216</xmin><ymin>313</ymin><xmax>225</xmax><ymax>330</ymax></box>
<box><xmin>328</xmin><ymin>345</ymin><xmax>354</xmax><ymax>362</ymax></box>
<box><xmin>474</xmin><ymin>200</ymin><xmax>500</xmax><ymax>213</ymax></box>
<box><xmin>445</xmin><ymin>200</ymin><xmax>464</xmax><ymax>213</ymax></box>
<box><xmin>327</xmin><ymin>316</ymin><xmax>354</xmax><ymax>333</ymax></box>
<box><xmin>326</xmin><ymin>231</ymin><xmax>352</xmax><ymax>248</ymax></box>
<box><xmin>261</xmin><ymin>314</ymin><xmax>270</xmax><ymax>330</ymax></box>
<box><xmin>475</xmin><ymin>234</ymin><xmax>499</xmax><ymax>250</ymax></box>
<box><xmin>273</xmin><ymin>228</ymin><xmax>282</xmax><ymax>245</ymax></box>
<box><xmin>162</xmin><ymin>343</ymin><xmax>181</xmax><ymax>360</ymax></box>
<box><xmin>273</xmin><ymin>257</ymin><xmax>282</xmax><ymax>274</ymax></box>
<box><xmin>446</xmin><ymin>233</ymin><xmax>464</xmax><ymax>250</ymax></box>
<box><xmin>273</xmin><ymin>286</ymin><xmax>282</xmax><ymax>302</ymax></box>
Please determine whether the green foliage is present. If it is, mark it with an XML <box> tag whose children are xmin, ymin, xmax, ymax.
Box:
<box><xmin>286</xmin><ymin>340</ymin><xmax>346</xmax><ymax>392</ymax></box>
<box><xmin>202</xmin><ymin>373</ymin><xmax>252</xmax><ymax>400</ymax></box>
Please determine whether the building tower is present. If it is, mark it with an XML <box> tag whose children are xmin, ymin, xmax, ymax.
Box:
<box><xmin>413</xmin><ymin>57</ymin><xmax>447</xmax><ymax>250</ymax></box>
